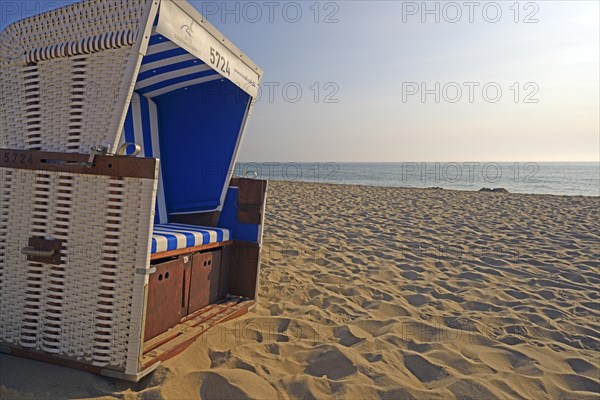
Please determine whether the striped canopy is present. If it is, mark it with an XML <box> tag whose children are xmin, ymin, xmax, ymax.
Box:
<box><xmin>136</xmin><ymin>33</ymin><xmax>224</xmax><ymax>98</ymax></box>
<box><xmin>121</xmin><ymin>30</ymin><xmax>252</xmax><ymax>224</ymax></box>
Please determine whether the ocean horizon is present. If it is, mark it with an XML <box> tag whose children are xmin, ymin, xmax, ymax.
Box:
<box><xmin>235</xmin><ymin>162</ymin><xmax>600</xmax><ymax>197</ymax></box>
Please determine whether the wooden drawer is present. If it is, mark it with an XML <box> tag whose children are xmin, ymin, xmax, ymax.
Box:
<box><xmin>188</xmin><ymin>250</ymin><xmax>222</xmax><ymax>313</ymax></box>
<box><xmin>144</xmin><ymin>247</ymin><xmax>227</xmax><ymax>342</ymax></box>
<box><xmin>144</xmin><ymin>257</ymin><xmax>189</xmax><ymax>340</ymax></box>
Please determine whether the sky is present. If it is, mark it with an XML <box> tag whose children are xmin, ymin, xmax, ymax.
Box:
<box><xmin>1</xmin><ymin>1</ymin><xmax>598</xmax><ymax>162</ymax></box>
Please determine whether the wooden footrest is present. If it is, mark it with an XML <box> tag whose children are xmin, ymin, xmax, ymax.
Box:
<box><xmin>141</xmin><ymin>297</ymin><xmax>255</xmax><ymax>370</ymax></box>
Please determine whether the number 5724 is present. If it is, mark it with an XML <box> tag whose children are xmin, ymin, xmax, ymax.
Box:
<box><xmin>210</xmin><ymin>47</ymin><xmax>231</xmax><ymax>76</ymax></box>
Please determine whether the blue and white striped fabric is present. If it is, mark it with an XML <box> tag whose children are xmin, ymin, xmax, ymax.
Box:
<box><xmin>121</xmin><ymin>33</ymin><xmax>227</xmax><ymax>224</ymax></box>
<box><xmin>136</xmin><ymin>33</ymin><xmax>223</xmax><ymax>98</ymax></box>
<box><xmin>122</xmin><ymin>32</ymin><xmax>235</xmax><ymax>254</ymax></box>
<box><xmin>121</xmin><ymin>93</ymin><xmax>168</xmax><ymax>224</ymax></box>
<box><xmin>151</xmin><ymin>223</ymin><xmax>230</xmax><ymax>254</ymax></box>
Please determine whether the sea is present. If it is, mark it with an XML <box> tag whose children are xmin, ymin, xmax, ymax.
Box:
<box><xmin>234</xmin><ymin>162</ymin><xmax>600</xmax><ymax>197</ymax></box>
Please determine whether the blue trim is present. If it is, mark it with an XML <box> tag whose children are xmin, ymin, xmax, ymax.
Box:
<box><xmin>142</xmin><ymin>47</ymin><xmax>188</xmax><ymax>64</ymax></box>
<box><xmin>148</xmin><ymin>35</ymin><xmax>166</xmax><ymax>46</ymax></box>
<box><xmin>138</xmin><ymin>59</ymin><xmax>205</xmax><ymax>81</ymax></box>
<box><xmin>137</xmin><ymin>69</ymin><xmax>219</xmax><ymax>95</ymax></box>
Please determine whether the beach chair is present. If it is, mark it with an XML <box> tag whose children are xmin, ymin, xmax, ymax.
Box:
<box><xmin>0</xmin><ymin>0</ymin><xmax>266</xmax><ymax>381</ymax></box>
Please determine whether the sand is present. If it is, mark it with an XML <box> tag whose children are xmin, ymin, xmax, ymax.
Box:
<box><xmin>1</xmin><ymin>181</ymin><xmax>599</xmax><ymax>399</ymax></box>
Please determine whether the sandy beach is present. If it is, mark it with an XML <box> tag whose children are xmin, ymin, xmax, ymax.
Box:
<box><xmin>1</xmin><ymin>181</ymin><xmax>599</xmax><ymax>399</ymax></box>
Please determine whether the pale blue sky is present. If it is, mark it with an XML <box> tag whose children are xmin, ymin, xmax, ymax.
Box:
<box><xmin>2</xmin><ymin>1</ymin><xmax>598</xmax><ymax>161</ymax></box>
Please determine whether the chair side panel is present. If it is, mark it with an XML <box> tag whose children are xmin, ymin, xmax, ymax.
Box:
<box><xmin>0</xmin><ymin>166</ymin><xmax>156</xmax><ymax>374</ymax></box>
<box><xmin>0</xmin><ymin>0</ymin><xmax>153</xmax><ymax>153</ymax></box>
<box><xmin>1</xmin><ymin>48</ymin><xmax>143</xmax><ymax>153</ymax></box>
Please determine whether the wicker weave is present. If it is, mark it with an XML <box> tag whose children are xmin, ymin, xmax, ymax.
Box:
<box><xmin>0</xmin><ymin>167</ymin><xmax>157</xmax><ymax>372</ymax></box>
<box><xmin>0</xmin><ymin>0</ymin><xmax>154</xmax><ymax>154</ymax></box>
<box><xmin>0</xmin><ymin>0</ymin><xmax>161</xmax><ymax>376</ymax></box>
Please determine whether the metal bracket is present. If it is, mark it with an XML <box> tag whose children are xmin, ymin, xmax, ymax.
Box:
<box><xmin>86</xmin><ymin>145</ymin><xmax>108</xmax><ymax>168</ymax></box>
<box><xmin>136</xmin><ymin>267</ymin><xmax>157</xmax><ymax>275</ymax></box>
<box><xmin>22</xmin><ymin>237</ymin><xmax>64</xmax><ymax>265</ymax></box>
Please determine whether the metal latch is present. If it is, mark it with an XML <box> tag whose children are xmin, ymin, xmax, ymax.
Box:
<box><xmin>22</xmin><ymin>237</ymin><xmax>64</xmax><ymax>265</ymax></box>
<box><xmin>136</xmin><ymin>267</ymin><xmax>157</xmax><ymax>275</ymax></box>
<box><xmin>87</xmin><ymin>145</ymin><xmax>108</xmax><ymax>168</ymax></box>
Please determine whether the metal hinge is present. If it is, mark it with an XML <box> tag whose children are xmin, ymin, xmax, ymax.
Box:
<box><xmin>136</xmin><ymin>267</ymin><xmax>157</xmax><ymax>275</ymax></box>
<box><xmin>86</xmin><ymin>145</ymin><xmax>108</xmax><ymax>168</ymax></box>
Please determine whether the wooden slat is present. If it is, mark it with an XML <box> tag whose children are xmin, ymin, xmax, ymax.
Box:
<box><xmin>0</xmin><ymin>148</ymin><xmax>158</xmax><ymax>179</ymax></box>
<box><xmin>237</xmin><ymin>178</ymin><xmax>267</xmax><ymax>224</ymax></box>
<box><xmin>181</xmin><ymin>302</ymin><xmax>221</xmax><ymax>324</ymax></box>
<box><xmin>143</xmin><ymin>299</ymin><xmax>241</xmax><ymax>354</ymax></box>
<box><xmin>144</xmin><ymin>303</ymin><xmax>252</xmax><ymax>368</ymax></box>
<box><xmin>141</xmin><ymin>298</ymin><xmax>254</xmax><ymax>369</ymax></box>
<box><xmin>142</xmin><ymin>303</ymin><xmax>251</xmax><ymax>368</ymax></box>
<box><xmin>144</xmin><ymin>305</ymin><xmax>251</xmax><ymax>368</ymax></box>
<box><xmin>186</xmin><ymin>298</ymin><xmax>242</xmax><ymax>328</ymax></box>
<box><xmin>230</xmin><ymin>241</ymin><xmax>261</xmax><ymax>299</ymax></box>
<box><xmin>142</xmin><ymin>301</ymin><xmax>235</xmax><ymax>355</ymax></box>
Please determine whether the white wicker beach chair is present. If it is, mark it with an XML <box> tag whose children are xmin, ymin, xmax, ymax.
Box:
<box><xmin>0</xmin><ymin>0</ymin><xmax>265</xmax><ymax>381</ymax></box>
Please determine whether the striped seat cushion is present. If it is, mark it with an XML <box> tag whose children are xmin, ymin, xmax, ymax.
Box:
<box><xmin>152</xmin><ymin>223</ymin><xmax>230</xmax><ymax>254</ymax></box>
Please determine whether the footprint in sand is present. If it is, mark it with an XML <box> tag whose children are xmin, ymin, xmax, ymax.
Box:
<box><xmin>548</xmin><ymin>343</ymin><xmax>566</xmax><ymax>352</ymax></box>
<box><xmin>403</xmin><ymin>353</ymin><xmax>450</xmax><ymax>383</ymax></box>
<box><xmin>505</xmin><ymin>325</ymin><xmax>530</xmax><ymax>337</ymax></box>
<box><xmin>504</xmin><ymin>289</ymin><xmax>529</xmax><ymax>300</ymax></box>
<box><xmin>420</xmin><ymin>312</ymin><xmax>433</xmax><ymax>320</ymax></box>
<box><xmin>406</xmin><ymin>293</ymin><xmax>430</xmax><ymax>307</ymax></box>
<box><xmin>444</xmin><ymin>316</ymin><xmax>478</xmax><ymax>332</ymax></box>
<box><xmin>305</xmin><ymin>347</ymin><xmax>357</xmax><ymax>380</ymax></box>
<box><xmin>558</xmin><ymin>374</ymin><xmax>600</xmax><ymax>393</ymax></box>
<box><xmin>333</xmin><ymin>326</ymin><xmax>366</xmax><ymax>347</ymax></box>
<box><xmin>401</xmin><ymin>270</ymin><xmax>421</xmax><ymax>280</ymax></box>
<box><xmin>566</xmin><ymin>358</ymin><xmax>598</xmax><ymax>374</ymax></box>
<box><xmin>573</xmin><ymin>306</ymin><xmax>589</xmax><ymax>316</ymax></box>
<box><xmin>446</xmin><ymin>379</ymin><xmax>498</xmax><ymax>400</ymax></box>
<box><xmin>499</xmin><ymin>335</ymin><xmax>526</xmax><ymax>345</ymax></box>
<box><xmin>196</xmin><ymin>370</ymin><xmax>278</xmax><ymax>400</ymax></box>
<box><xmin>542</xmin><ymin>308</ymin><xmax>564</xmax><ymax>320</ymax></box>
